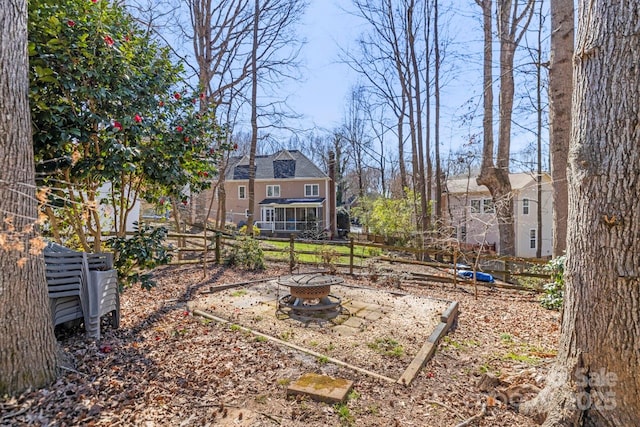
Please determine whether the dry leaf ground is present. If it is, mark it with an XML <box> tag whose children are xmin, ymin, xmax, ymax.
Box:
<box><xmin>1</xmin><ymin>261</ymin><xmax>560</xmax><ymax>426</ymax></box>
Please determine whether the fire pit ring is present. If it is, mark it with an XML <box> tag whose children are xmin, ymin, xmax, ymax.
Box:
<box><xmin>277</xmin><ymin>273</ymin><xmax>347</xmax><ymax>322</ymax></box>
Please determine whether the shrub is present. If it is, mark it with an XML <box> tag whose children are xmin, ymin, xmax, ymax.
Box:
<box><xmin>225</xmin><ymin>237</ymin><xmax>265</xmax><ymax>271</ymax></box>
<box><xmin>106</xmin><ymin>223</ymin><xmax>173</xmax><ymax>290</ymax></box>
<box><xmin>540</xmin><ymin>255</ymin><xmax>565</xmax><ymax>310</ymax></box>
<box><xmin>317</xmin><ymin>244</ymin><xmax>339</xmax><ymax>273</ymax></box>
<box><xmin>239</xmin><ymin>224</ymin><xmax>260</xmax><ymax>236</ymax></box>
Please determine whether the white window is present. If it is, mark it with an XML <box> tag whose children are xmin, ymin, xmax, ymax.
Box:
<box><xmin>482</xmin><ymin>198</ymin><xmax>494</xmax><ymax>213</ymax></box>
<box><xmin>245</xmin><ymin>209</ymin><xmax>250</xmax><ymax>218</ymax></box>
<box><xmin>523</xmin><ymin>198</ymin><xmax>530</xmax><ymax>215</ymax></box>
<box><xmin>267</xmin><ymin>185</ymin><xmax>280</xmax><ymax>197</ymax></box>
<box><xmin>460</xmin><ymin>225</ymin><xmax>467</xmax><ymax>242</ymax></box>
<box><xmin>238</xmin><ymin>185</ymin><xmax>246</xmax><ymax>199</ymax></box>
<box><xmin>305</xmin><ymin>184</ymin><xmax>319</xmax><ymax>197</ymax></box>
<box><xmin>530</xmin><ymin>229</ymin><xmax>537</xmax><ymax>249</ymax></box>
<box><xmin>470</xmin><ymin>199</ymin><xmax>481</xmax><ymax>213</ymax></box>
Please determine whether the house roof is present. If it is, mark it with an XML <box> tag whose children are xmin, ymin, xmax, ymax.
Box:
<box><xmin>226</xmin><ymin>150</ymin><xmax>327</xmax><ymax>180</ymax></box>
<box><xmin>445</xmin><ymin>172</ymin><xmax>551</xmax><ymax>194</ymax></box>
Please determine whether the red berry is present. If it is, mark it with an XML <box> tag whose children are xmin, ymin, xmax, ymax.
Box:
<box><xmin>67</xmin><ymin>20</ymin><xmax>76</xmax><ymax>27</ymax></box>
<box><xmin>134</xmin><ymin>114</ymin><xmax>142</xmax><ymax>123</ymax></box>
<box><xmin>174</xmin><ymin>93</ymin><xmax>181</xmax><ymax>100</ymax></box>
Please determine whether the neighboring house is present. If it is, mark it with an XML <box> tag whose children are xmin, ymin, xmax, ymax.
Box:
<box><xmin>217</xmin><ymin>149</ymin><xmax>335</xmax><ymax>236</ymax></box>
<box><xmin>443</xmin><ymin>172</ymin><xmax>553</xmax><ymax>258</ymax></box>
<box><xmin>96</xmin><ymin>183</ymin><xmax>141</xmax><ymax>233</ymax></box>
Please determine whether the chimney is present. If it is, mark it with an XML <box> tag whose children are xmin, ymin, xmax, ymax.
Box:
<box><xmin>328</xmin><ymin>150</ymin><xmax>337</xmax><ymax>239</ymax></box>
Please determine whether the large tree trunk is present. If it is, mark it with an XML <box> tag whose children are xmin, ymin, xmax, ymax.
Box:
<box><xmin>0</xmin><ymin>0</ymin><xmax>58</xmax><ymax>395</ymax></box>
<box><xmin>477</xmin><ymin>0</ymin><xmax>534</xmax><ymax>256</ymax></box>
<box><xmin>521</xmin><ymin>1</ymin><xmax>640</xmax><ymax>424</ymax></box>
<box><xmin>549</xmin><ymin>0</ymin><xmax>573</xmax><ymax>257</ymax></box>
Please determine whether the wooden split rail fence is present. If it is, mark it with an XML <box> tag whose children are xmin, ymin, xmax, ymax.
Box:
<box><xmin>162</xmin><ymin>232</ymin><xmax>551</xmax><ymax>292</ymax></box>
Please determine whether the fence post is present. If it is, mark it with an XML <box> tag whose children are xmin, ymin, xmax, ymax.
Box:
<box><xmin>505</xmin><ymin>260</ymin><xmax>511</xmax><ymax>283</ymax></box>
<box><xmin>215</xmin><ymin>233</ymin><xmax>221</xmax><ymax>264</ymax></box>
<box><xmin>349</xmin><ymin>238</ymin><xmax>354</xmax><ymax>275</ymax></box>
<box><xmin>289</xmin><ymin>234</ymin><xmax>295</xmax><ymax>273</ymax></box>
<box><xmin>453</xmin><ymin>249</ymin><xmax>458</xmax><ymax>288</ymax></box>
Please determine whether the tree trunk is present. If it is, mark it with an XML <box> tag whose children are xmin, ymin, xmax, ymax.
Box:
<box><xmin>433</xmin><ymin>0</ymin><xmax>442</xmax><ymax>223</ymax></box>
<box><xmin>477</xmin><ymin>0</ymin><xmax>534</xmax><ymax>256</ymax></box>
<box><xmin>535</xmin><ymin>0</ymin><xmax>544</xmax><ymax>259</ymax></box>
<box><xmin>521</xmin><ymin>1</ymin><xmax>640</xmax><ymax>424</ymax></box>
<box><xmin>0</xmin><ymin>0</ymin><xmax>58</xmax><ymax>395</ymax></box>
<box><xmin>247</xmin><ymin>0</ymin><xmax>259</xmax><ymax>233</ymax></box>
<box><xmin>549</xmin><ymin>0</ymin><xmax>573</xmax><ymax>257</ymax></box>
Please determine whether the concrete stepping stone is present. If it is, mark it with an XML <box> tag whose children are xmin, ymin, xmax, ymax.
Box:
<box><xmin>286</xmin><ymin>373</ymin><xmax>353</xmax><ymax>403</ymax></box>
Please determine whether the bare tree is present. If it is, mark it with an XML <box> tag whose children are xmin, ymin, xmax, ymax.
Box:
<box><xmin>548</xmin><ymin>0</ymin><xmax>573</xmax><ymax>256</ymax></box>
<box><xmin>475</xmin><ymin>0</ymin><xmax>535</xmax><ymax>256</ymax></box>
<box><xmin>522</xmin><ymin>2</ymin><xmax>640</xmax><ymax>424</ymax></box>
<box><xmin>341</xmin><ymin>85</ymin><xmax>371</xmax><ymax>198</ymax></box>
<box><xmin>245</xmin><ymin>0</ymin><xmax>307</xmax><ymax>231</ymax></box>
<box><xmin>433</xmin><ymin>0</ymin><xmax>443</xmax><ymax>222</ymax></box>
<box><xmin>0</xmin><ymin>0</ymin><xmax>57</xmax><ymax>395</ymax></box>
<box><xmin>347</xmin><ymin>0</ymin><xmax>432</xmax><ymax>239</ymax></box>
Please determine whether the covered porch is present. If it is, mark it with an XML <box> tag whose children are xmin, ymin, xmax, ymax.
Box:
<box><xmin>256</xmin><ymin>198</ymin><xmax>326</xmax><ymax>234</ymax></box>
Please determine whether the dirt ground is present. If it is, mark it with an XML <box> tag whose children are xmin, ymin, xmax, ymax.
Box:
<box><xmin>1</xmin><ymin>261</ymin><xmax>560</xmax><ymax>426</ymax></box>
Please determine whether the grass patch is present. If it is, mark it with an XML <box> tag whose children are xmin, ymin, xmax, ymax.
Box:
<box><xmin>442</xmin><ymin>336</ymin><xmax>480</xmax><ymax>351</ymax></box>
<box><xmin>317</xmin><ymin>355</ymin><xmax>329</xmax><ymax>364</ymax></box>
<box><xmin>230</xmin><ymin>289</ymin><xmax>248</xmax><ymax>297</ymax></box>
<box><xmin>334</xmin><ymin>403</ymin><xmax>355</xmax><ymax>426</ymax></box>
<box><xmin>367</xmin><ymin>337</ymin><xmax>404</xmax><ymax>357</ymax></box>
<box><xmin>500</xmin><ymin>333</ymin><xmax>513</xmax><ymax>343</ymax></box>
<box><xmin>502</xmin><ymin>351</ymin><xmax>541</xmax><ymax>365</ymax></box>
<box><xmin>261</xmin><ymin>239</ymin><xmax>380</xmax><ymax>265</ymax></box>
<box><xmin>276</xmin><ymin>378</ymin><xmax>291</xmax><ymax>387</ymax></box>
<box><xmin>229</xmin><ymin>324</ymin><xmax>242</xmax><ymax>332</ymax></box>
<box><xmin>280</xmin><ymin>331</ymin><xmax>293</xmax><ymax>341</ymax></box>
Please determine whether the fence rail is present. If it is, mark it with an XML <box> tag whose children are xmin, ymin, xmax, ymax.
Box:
<box><xmin>155</xmin><ymin>231</ymin><xmax>550</xmax><ymax>291</ymax></box>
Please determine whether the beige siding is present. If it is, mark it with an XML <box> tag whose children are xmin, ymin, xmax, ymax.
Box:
<box><xmin>216</xmin><ymin>177</ymin><xmax>329</xmax><ymax>226</ymax></box>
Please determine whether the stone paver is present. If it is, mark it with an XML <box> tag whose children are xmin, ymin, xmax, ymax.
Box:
<box><xmin>332</xmin><ymin>324</ymin><xmax>360</xmax><ymax>336</ymax></box>
<box><xmin>342</xmin><ymin>316</ymin><xmax>365</xmax><ymax>328</ymax></box>
<box><xmin>358</xmin><ymin>308</ymin><xmax>384</xmax><ymax>321</ymax></box>
<box><xmin>286</xmin><ymin>373</ymin><xmax>353</xmax><ymax>403</ymax></box>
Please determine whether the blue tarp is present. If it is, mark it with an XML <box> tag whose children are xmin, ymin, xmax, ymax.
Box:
<box><xmin>457</xmin><ymin>270</ymin><xmax>495</xmax><ymax>283</ymax></box>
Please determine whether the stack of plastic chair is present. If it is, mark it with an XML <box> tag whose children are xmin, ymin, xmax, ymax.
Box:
<box><xmin>44</xmin><ymin>242</ymin><xmax>120</xmax><ymax>339</ymax></box>
<box><xmin>44</xmin><ymin>243</ymin><xmax>89</xmax><ymax>329</ymax></box>
<box><xmin>85</xmin><ymin>252</ymin><xmax>120</xmax><ymax>339</ymax></box>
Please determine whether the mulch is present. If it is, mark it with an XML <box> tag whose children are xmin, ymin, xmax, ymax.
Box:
<box><xmin>1</xmin><ymin>262</ymin><xmax>560</xmax><ymax>426</ymax></box>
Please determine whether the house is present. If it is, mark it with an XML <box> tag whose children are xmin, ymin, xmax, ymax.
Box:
<box><xmin>443</xmin><ymin>172</ymin><xmax>553</xmax><ymax>258</ymax></box>
<box><xmin>219</xmin><ymin>149</ymin><xmax>335</xmax><ymax>236</ymax></box>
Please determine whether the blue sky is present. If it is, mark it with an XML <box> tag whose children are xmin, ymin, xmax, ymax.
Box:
<box><xmin>287</xmin><ymin>1</ymin><xmax>487</xmax><ymax>146</ymax></box>
<box><xmin>285</xmin><ymin>0</ymin><xmax>547</xmax><ymax>163</ymax></box>
<box><xmin>288</xmin><ymin>1</ymin><xmax>362</xmax><ymax>132</ymax></box>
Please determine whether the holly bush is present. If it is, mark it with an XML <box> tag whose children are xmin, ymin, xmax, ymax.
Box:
<box><xmin>541</xmin><ymin>255</ymin><xmax>565</xmax><ymax>310</ymax></box>
<box><xmin>106</xmin><ymin>223</ymin><xmax>172</xmax><ymax>290</ymax></box>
